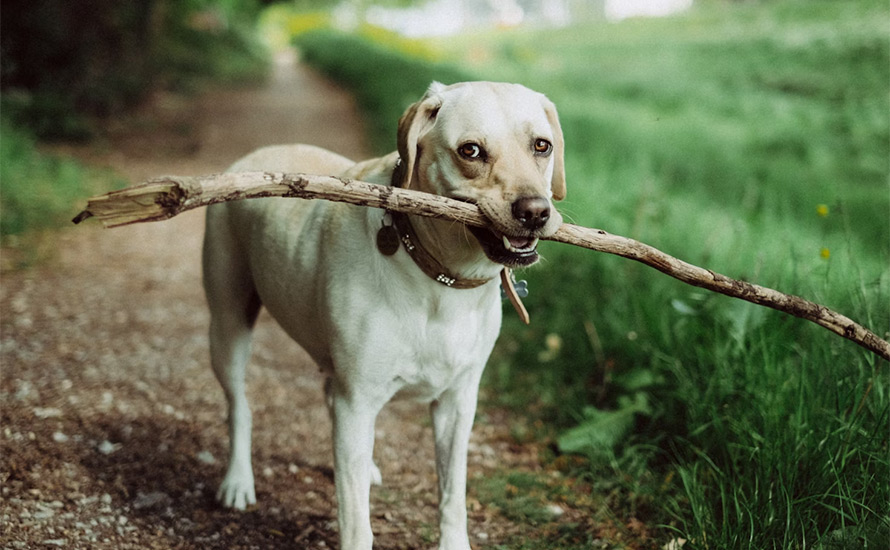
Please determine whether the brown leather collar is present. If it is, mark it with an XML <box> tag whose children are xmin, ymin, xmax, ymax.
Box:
<box><xmin>387</xmin><ymin>158</ymin><xmax>494</xmax><ymax>290</ymax></box>
<box><xmin>384</xmin><ymin>158</ymin><xmax>530</xmax><ymax>323</ymax></box>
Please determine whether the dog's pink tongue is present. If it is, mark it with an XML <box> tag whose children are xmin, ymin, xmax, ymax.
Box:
<box><xmin>508</xmin><ymin>236</ymin><xmax>533</xmax><ymax>249</ymax></box>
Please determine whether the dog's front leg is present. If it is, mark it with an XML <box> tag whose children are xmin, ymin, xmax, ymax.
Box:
<box><xmin>331</xmin><ymin>388</ymin><xmax>379</xmax><ymax>550</ymax></box>
<box><xmin>431</xmin><ymin>383</ymin><xmax>480</xmax><ymax>550</ymax></box>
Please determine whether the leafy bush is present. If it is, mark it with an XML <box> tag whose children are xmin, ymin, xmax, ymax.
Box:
<box><xmin>0</xmin><ymin>120</ymin><xmax>121</xmax><ymax>238</ymax></box>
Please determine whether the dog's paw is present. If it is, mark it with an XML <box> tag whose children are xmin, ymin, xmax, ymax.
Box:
<box><xmin>438</xmin><ymin>538</ymin><xmax>472</xmax><ymax>550</ymax></box>
<box><xmin>217</xmin><ymin>470</ymin><xmax>256</xmax><ymax>510</ymax></box>
<box><xmin>438</xmin><ymin>534</ymin><xmax>472</xmax><ymax>550</ymax></box>
<box><xmin>370</xmin><ymin>461</ymin><xmax>383</xmax><ymax>486</ymax></box>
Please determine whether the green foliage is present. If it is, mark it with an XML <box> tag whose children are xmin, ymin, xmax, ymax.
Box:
<box><xmin>298</xmin><ymin>2</ymin><xmax>888</xmax><ymax>547</ymax></box>
<box><xmin>0</xmin><ymin>0</ymin><xmax>269</xmax><ymax>140</ymax></box>
<box><xmin>0</xmin><ymin>0</ymin><xmax>269</xmax><ymax>244</ymax></box>
<box><xmin>0</xmin><ymin>120</ymin><xmax>121</xmax><ymax>239</ymax></box>
<box><xmin>259</xmin><ymin>5</ymin><xmax>332</xmax><ymax>50</ymax></box>
<box><xmin>474</xmin><ymin>472</ymin><xmax>559</xmax><ymax>526</ymax></box>
<box><xmin>295</xmin><ymin>30</ymin><xmax>469</xmax><ymax>153</ymax></box>
<box><xmin>154</xmin><ymin>0</ymin><xmax>270</xmax><ymax>93</ymax></box>
<box><xmin>557</xmin><ymin>393</ymin><xmax>652</xmax><ymax>456</ymax></box>
<box><xmin>263</xmin><ymin>4</ymin><xmax>441</xmax><ymax>60</ymax></box>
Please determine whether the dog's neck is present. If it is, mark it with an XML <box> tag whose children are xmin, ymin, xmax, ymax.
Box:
<box><xmin>389</xmin><ymin>158</ymin><xmax>502</xmax><ymax>285</ymax></box>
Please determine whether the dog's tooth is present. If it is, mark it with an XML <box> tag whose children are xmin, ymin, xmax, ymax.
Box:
<box><xmin>502</xmin><ymin>235</ymin><xmax>514</xmax><ymax>252</ymax></box>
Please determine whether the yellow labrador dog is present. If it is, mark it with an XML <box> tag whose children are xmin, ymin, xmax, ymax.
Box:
<box><xmin>202</xmin><ymin>81</ymin><xmax>565</xmax><ymax>550</ymax></box>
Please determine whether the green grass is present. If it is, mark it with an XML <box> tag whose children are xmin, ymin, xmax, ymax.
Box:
<box><xmin>293</xmin><ymin>2</ymin><xmax>889</xmax><ymax>547</ymax></box>
<box><xmin>0</xmin><ymin>120</ymin><xmax>122</xmax><ymax>241</ymax></box>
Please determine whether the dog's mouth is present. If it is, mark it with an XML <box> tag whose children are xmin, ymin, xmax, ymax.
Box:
<box><xmin>468</xmin><ymin>226</ymin><xmax>540</xmax><ymax>267</ymax></box>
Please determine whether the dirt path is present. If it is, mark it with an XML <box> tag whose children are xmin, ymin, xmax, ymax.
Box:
<box><xmin>0</xmin><ymin>54</ymin><xmax>545</xmax><ymax>549</ymax></box>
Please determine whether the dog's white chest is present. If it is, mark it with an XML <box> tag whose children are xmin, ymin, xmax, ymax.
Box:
<box><xmin>359</xmin><ymin>284</ymin><xmax>502</xmax><ymax>402</ymax></box>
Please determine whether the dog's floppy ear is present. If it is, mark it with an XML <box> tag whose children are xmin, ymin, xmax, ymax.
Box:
<box><xmin>542</xmin><ymin>96</ymin><xmax>567</xmax><ymax>201</ymax></box>
<box><xmin>396</xmin><ymin>83</ymin><xmax>444</xmax><ymax>188</ymax></box>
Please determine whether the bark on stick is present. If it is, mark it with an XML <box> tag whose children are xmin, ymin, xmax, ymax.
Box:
<box><xmin>73</xmin><ymin>171</ymin><xmax>889</xmax><ymax>361</ymax></box>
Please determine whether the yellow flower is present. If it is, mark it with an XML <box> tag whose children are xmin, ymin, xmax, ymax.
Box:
<box><xmin>545</xmin><ymin>333</ymin><xmax>563</xmax><ymax>352</ymax></box>
<box><xmin>816</xmin><ymin>204</ymin><xmax>829</xmax><ymax>217</ymax></box>
<box><xmin>820</xmin><ymin>248</ymin><xmax>831</xmax><ymax>259</ymax></box>
<box><xmin>537</xmin><ymin>333</ymin><xmax>563</xmax><ymax>362</ymax></box>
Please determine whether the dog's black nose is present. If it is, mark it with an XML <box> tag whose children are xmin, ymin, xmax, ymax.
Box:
<box><xmin>512</xmin><ymin>197</ymin><xmax>551</xmax><ymax>230</ymax></box>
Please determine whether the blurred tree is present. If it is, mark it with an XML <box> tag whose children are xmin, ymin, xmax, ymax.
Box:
<box><xmin>0</xmin><ymin>0</ymin><xmax>267</xmax><ymax>140</ymax></box>
<box><xmin>287</xmin><ymin>0</ymin><xmax>423</xmax><ymax>9</ymax></box>
<box><xmin>1</xmin><ymin>1</ymin><xmax>157</xmax><ymax>137</ymax></box>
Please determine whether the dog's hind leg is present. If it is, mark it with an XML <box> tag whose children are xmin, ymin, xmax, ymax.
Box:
<box><xmin>203</xmin><ymin>206</ymin><xmax>262</xmax><ymax>510</ymax></box>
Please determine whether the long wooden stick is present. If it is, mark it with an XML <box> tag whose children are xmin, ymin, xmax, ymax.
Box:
<box><xmin>73</xmin><ymin>171</ymin><xmax>889</xmax><ymax>361</ymax></box>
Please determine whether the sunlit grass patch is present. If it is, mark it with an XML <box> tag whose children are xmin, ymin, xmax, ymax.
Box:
<box><xmin>259</xmin><ymin>5</ymin><xmax>331</xmax><ymax>51</ymax></box>
<box><xmin>356</xmin><ymin>23</ymin><xmax>443</xmax><ymax>62</ymax></box>
<box><xmin>295</xmin><ymin>30</ymin><xmax>469</xmax><ymax>154</ymax></box>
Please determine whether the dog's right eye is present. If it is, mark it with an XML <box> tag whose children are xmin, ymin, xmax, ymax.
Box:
<box><xmin>458</xmin><ymin>143</ymin><xmax>485</xmax><ymax>160</ymax></box>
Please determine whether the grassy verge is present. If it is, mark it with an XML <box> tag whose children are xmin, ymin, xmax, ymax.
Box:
<box><xmin>293</xmin><ymin>3</ymin><xmax>889</xmax><ymax>547</ymax></box>
<box><xmin>0</xmin><ymin>120</ymin><xmax>122</xmax><ymax>246</ymax></box>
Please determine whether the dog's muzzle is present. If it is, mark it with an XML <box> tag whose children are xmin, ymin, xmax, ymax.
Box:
<box><xmin>468</xmin><ymin>226</ymin><xmax>540</xmax><ymax>267</ymax></box>
<box><xmin>467</xmin><ymin>196</ymin><xmax>556</xmax><ymax>267</ymax></box>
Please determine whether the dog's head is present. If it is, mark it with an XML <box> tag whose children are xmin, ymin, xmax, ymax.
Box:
<box><xmin>397</xmin><ymin>81</ymin><xmax>566</xmax><ymax>268</ymax></box>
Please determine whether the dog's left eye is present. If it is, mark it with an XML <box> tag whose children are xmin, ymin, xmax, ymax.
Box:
<box><xmin>458</xmin><ymin>143</ymin><xmax>485</xmax><ymax>160</ymax></box>
<box><xmin>533</xmin><ymin>139</ymin><xmax>553</xmax><ymax>155</ymax></box>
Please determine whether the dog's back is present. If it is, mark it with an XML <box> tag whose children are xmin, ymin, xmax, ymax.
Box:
<box><xmin>202</xmin><ymin>144</ymin><xmax>363</xmax><ymax>370</ymax></box>
<box><xmin>224</xmin><ymin>143</ymin><xmax>354</xmax><ymax>175</ymax></box>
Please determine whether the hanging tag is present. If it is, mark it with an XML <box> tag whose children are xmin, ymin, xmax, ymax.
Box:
<box><xmin>376</xmin><ymin>213</ymin><xmax>400</xmax><ymax>256</ymax></box>
<box><xmin>500</xmin><ymin>268</ymin><xmax>530</xmax><ymax>325</ymax></box>
<box><xmin>500</xmin><ymin>271</ymin><xmax>529</xmax><ymax>299</ymax></box>
<box><xmin>513</xmin><ymin>278</ymin><xmax>529</xmax><ymax>298</ymax></box>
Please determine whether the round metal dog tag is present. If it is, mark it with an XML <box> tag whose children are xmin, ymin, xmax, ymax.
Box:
<box><xmin>376</xmin><ymin>225</ymin><xmax>400</xmax><ymax>256</ymax></box>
